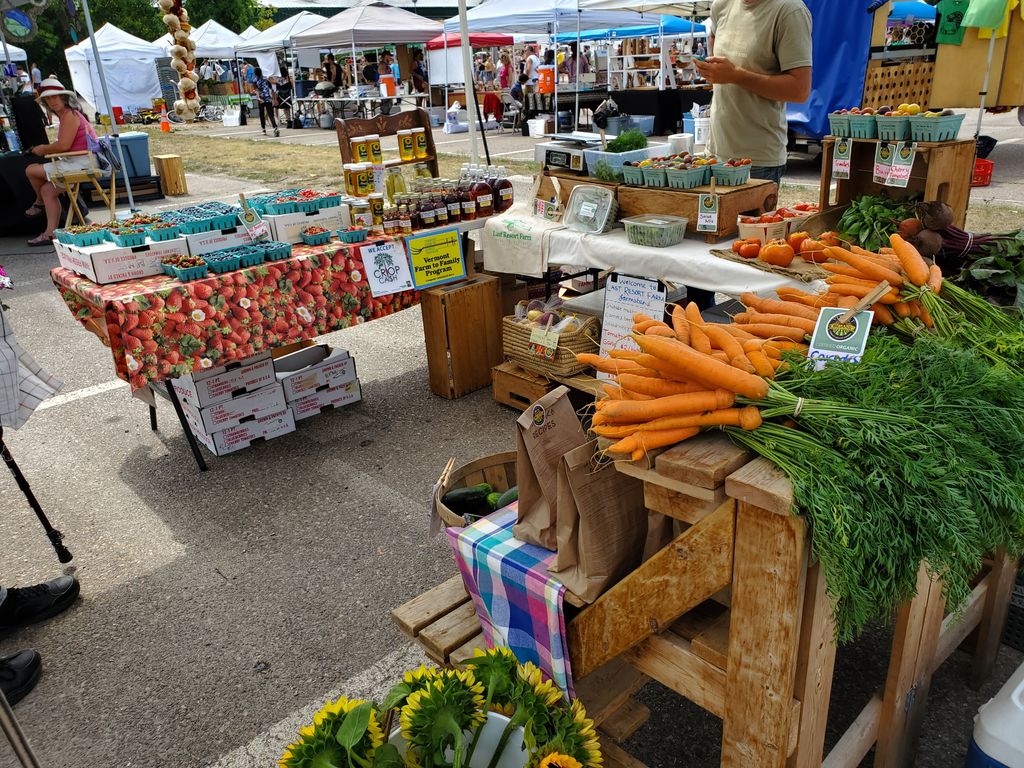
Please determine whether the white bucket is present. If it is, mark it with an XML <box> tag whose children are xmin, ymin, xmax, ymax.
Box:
<box><xmin>668</xmin><ymin>133</ymin><xmax>694</xmax><ymax>155</ymax></box>
<box><xmin>694</xmin><ymin>117</ymin><xmax>711</xmax><ymax>149</ymax></box>
<box><xmin>390</xmin><ymin>712</ymin><xmax>527</xmax><ymax>768</ymax></box>
<box><xmin>528</xmin><ymin>118</ymin><xmax>549</xmax><ymax>138</ymax></box>
<box><xmin>967</xmin><ymin>661</ymin><xmax>1024</xmax><ymax>767</ymax></box>
<box><xmin>221</xmin><ymin>106</ymin><xmax>241</xmax><ymax>127</ymax></box>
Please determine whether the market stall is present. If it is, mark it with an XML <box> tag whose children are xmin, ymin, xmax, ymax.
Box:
<box><xmin>64</xmin><ymin>23</ymin><xmax>163</xmax><ymax>113</ymax></box>
<box><xmin>234</xmin><ymin>11</ymin><xmax>326</xmax><ymax>80</ymax></box>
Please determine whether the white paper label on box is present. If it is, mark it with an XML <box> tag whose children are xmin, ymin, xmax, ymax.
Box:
<box><xmin>832</xmin><ymin>137</ymin><xmax>852</xmax><ymax>181</ymax></box>
<box><xmin>359</xmin><ymin>240</ymin><xmax>414</xmax><ymax>297</ymax></box>
<box><xmin>578</xmin><ymin>201</ymin><xmax>598</xmax><ymax>221</ymax></box>
<box><xmin>696</xmin><ymin>193</ymin><xmax>719</xmax><ymax>233</ymax></box>
<box><xmin>597</xmin><ymin>273</ymin><xmax>667</xmax><ymax>380</ymax></box>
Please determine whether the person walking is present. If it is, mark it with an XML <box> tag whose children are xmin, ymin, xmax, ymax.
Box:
<box><xmin>250</xmin><ymin>67</ymin><xmax>279</xmax><ymax>137</ymax></box>
<box><xmin>29</xmin><ymin>62</ymin><xmax>41</xmax><ymax>93</ymax></box>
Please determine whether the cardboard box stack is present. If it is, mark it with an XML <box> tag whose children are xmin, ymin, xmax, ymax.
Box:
<box><xmin>172</xmin><ymin>352</ymin><xmax>296</xmax><ymax>456</ymax></box>
<box><xmin>274</xmin><ymin>344</ymin><xmax>362</xmax><ymax>421</ymax></box>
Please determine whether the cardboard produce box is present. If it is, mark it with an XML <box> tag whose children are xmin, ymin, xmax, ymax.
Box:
<box><xmin>273</xmin><ymin>344</ymin><xmax>356</xmax><ymax>402</ymax></box>
<box><xmin>265</xmin><ymin>207</ymin><xmax>351</xmax><ymax>245</ymax></box>
<box><xmin>190</xmin><ymin>409</ymin><xmax>296</xmax><ymax>456</ymax></box>
<box><xmin>290</xmin><ymin>379</ymin><xmax>362</xmax><ymax>421</ymax></box>
<box><xmin>181</xmin><ymin>383</ymin><xmax>287</xmax><ymax>434</ymax></box>
<box><xmin>55</xmin><ymin>237</ymin><xmax>188</xmax><ymax>285</ymax></box>
<box><xmin>172</xmin><ymin>351</ymin><xmax>275</xmax><ymax>407</ymax></box>
<box><xmin>183</xmin><ymin>226</ymin><xmax>256</xmax><ymax>257</ymax></box>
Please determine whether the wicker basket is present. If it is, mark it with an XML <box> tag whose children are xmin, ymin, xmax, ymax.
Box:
<box><xmin>434</xmin><ymin>451</ymin><xmax>518</xmax><ymax>528</ymax></box>
<box><xmin>502</xmin><ymin>314</ymin><xmax>600</xmax><ymax>377</ymax></box>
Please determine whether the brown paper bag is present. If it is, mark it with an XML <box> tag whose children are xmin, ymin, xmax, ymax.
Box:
<box><xmin>513</xmin><ymin>386</ymin><xmax>587</xmax><ymax>550</ymax></box>
<box><xmin>550</xmin><ymin>440</ymin><xmax>647</xmax><ymax>603</ymax></box>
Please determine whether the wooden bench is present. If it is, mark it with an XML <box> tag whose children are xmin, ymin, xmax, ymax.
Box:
<box><xmin>394</xmin><ymin>433</ymin><xmax>1017</xmax><ymax>767</ymax></box>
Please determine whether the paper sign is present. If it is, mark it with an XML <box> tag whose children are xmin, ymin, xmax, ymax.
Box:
<box><xmin>238</xmin><ymin>206</ymin><xmax>269</xmax><ymax>242</ymax></box>
<box><xmin>832</xmin><ymin>137</ymin><xmax>853</xmax><ymax>181</ymax></box>
<box><xmin>886</xmin><ymin>142</ymin><xmax>917</xmax><ymax>188</ymax></box>
<box><xmin>360</xmin><ymin>239</ymin><xmax>414</xmax><ymax>297</ymax></box>
<box><xmin>696</xmin><ymin>193</ymin><xmax>719</xmax><ymax>233</ymax></box>
<box><xmin>808</xmin><ymin>307</ymin><xmax>875</xmax><ymax>369</ymax></box>
<box><xmin>406</xmin><ymin>227</ymin><xmax>466</xmax><ymax>289</ymax></box>
<box><xmin>529</xmin><ymin>326</ymin><xmax>560</xmax><ymax>361</ymax></box>
<box><xmin>597</xmin><ymin>274</ymin><xmax>667</xmax><ymax>380</ymax></box>
<box><xmin>873</xmin><ymin>142</ymin><xmax>894</xmax><ymax>185</ymax></box>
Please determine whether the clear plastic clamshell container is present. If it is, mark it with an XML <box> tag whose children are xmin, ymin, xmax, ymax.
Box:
<box><xmin>563</xmin><ymin>185</ymin><xmax>617</xmax><ymax>234</ymax></box>
<box><xmin>621</xmin><ymin>214</ymin><xmax>688</xmax><ymax>248</ymax></box>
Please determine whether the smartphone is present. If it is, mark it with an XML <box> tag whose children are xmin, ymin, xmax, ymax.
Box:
<box><xmin>694</xmin><ymin>56</ymin><xmax>707</xmax><ymax>62</ymax></box>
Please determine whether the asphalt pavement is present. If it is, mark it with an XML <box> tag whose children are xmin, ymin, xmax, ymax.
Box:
<box><xmin>0</xmin><ymin>142</ymin><xmax>1022</xmax><ymax>766</ymax></box>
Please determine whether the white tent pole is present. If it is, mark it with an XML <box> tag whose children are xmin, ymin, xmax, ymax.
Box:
<box><xmin>574</xmin><ymin>8</ymin><xmax>581</xmax><ymax>129</ymax></box>
<box><xmin>458</xmin><ymin>0</ymin><xmax>478</xmax><ymax>164</ymax></box>
<box><xmin>81</xmin><ymin>0</ymin><xmax>135</xmax><ymax>210</ymax></box>
<box><xmin>552</xmin><ymin>19</ymin><xmax>558</xmax><ymax>130</ymax></box>
<box><xmin>443</xmin><ymin>34</ymin><xmax>448</xmax><ymax>108</ymax></box>
<box><xmin>658</xmin><ymin>17</ymin><xmax>664</xmax><ymax>91</ymax></box>
<box><xmin>974</xmin><ymin>31</ymin><xmax>997</xmax><ymax>139</ymax></box>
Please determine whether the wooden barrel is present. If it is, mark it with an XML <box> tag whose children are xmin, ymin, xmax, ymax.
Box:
<box><xmin>434</xmin><ymin>451</ymin><xmax>518</xmax><ymax>529</ymax></box>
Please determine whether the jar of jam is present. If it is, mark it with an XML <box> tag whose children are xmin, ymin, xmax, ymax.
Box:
<box><xmin>460</xmin><ymin>183</ymin><xmax>477</xmax><ymax>221</ymax></box>
<box><xmin>445</xmin><ymin>183</ymin><xmax>462</xmax><ymax>223</ymax></box>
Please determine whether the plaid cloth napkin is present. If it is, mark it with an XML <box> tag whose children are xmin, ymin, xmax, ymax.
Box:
<box><xmin>447</xmin><ymin>503</ymin><xmax>576</xmax><ymax>696</ymax></box>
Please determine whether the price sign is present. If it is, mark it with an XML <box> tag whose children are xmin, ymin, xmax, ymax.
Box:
<box><xmin>832</xmin><ymin>137</ymin><xmax>853</xmax><ymax>181</ymax></box>
<box><xmin>237</xmin><ymin>204</ymin><xmax>269</xmax><ymax>242</ymax></box>
<box><xmin>808</xmin><ymin>307</ymin><xmax>875</xmax><ymax>369</ymax></box>
<box><xmin>696</xmin><ymin>193</ymin><xmax>719</xmax><ymax>233</ymax></box>
<box><xmin>598</xmin><ymin>273</ymin><xmax>667</xmax><ymax>380</ymax></box>
<box><xmin>873</xmin><ymin>142</ymin><xmax>894</xmax><ymax>185</ymax></box>
<box><xmin>528</xmin><ymin>326</ymin><xmax>560</xmax><ymax>361</ymax></box>
<box><xmin>885</xmin><ymin>142</ymin><xmax>917</xmax><ymax>188</ymax></box>
<box><xmin>359</xmin><ymin>239</ymin><xmax>414</xmax><ymax>297</ymax></box>
<box><xmin>406</xmin><ymin>227</ymin><xmax>466</xmax><ymax>289</ymax></box>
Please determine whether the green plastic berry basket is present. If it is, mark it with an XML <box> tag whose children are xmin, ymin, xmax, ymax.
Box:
<box><xmin>337</xmin><ymin>228</ymin><xmax>369</xmax><ymax>244</ymax></box>
<box><xmin>847</xmin><ymin>114</ymin><xmax>878</xmax><ymax>139</ymax></box>
<box><xmin>300</xmin><ymin>230</ymin><xmax>332</xmax><ymax>246</ymax></box>
<box><xmin>239</xmin><ymin>251</ymin><xmax>265</xmax><ymax>268</ymax></box>
<box><xmin>107</xmin><ymin>230</ymin><xmax>147</xmax><ymax>247</ymax></box>
<box><xmin>827</xmin><ymin>113</ymin><xmax>851</xmax><ymax>137</ymax></box>
<box><xmin>710</xmin><ymin>164</ymin><xmax>751</xmax><ymax>186</ymax></box>
<box><xmin>146</xmin><ymin>224</ymin><xmax>181</xmax><ymax>241</ymax></box>
<box><xmin>263</xmin><ymin>241</ymin><xmax>293</xmax><ymax>261</ymax></box>
<box><xmin>204</xmin><ymin>254</ymin><xmax>241</xmax><ymax>274</ymax></box>
<box><xmin>171</xmin><ymin>264</ymin><xmax>209</xmax><ymax>282</ymax></box>
<box><xmin>641</xmin><ymin>167</ymin><xmax>668</xmax><ymax>188</ymax></box>
<box><xmin>621</xmin><ymin>166</ymin><xmax>646</xmax><ymax>186</ymax></box>
<box><xmin>909</xmin><ymin>113</ymin><xmax>965</xmax><ymax>142</ymax></box>
<box><xmin>875</xmin><ymin>115</ymin><xmax>911</xmax><ymax>141</ymax></box>
<box><xmin>666</xmin><ymin>166</ymin><xmax>708</xmax><ymax>190</ymax></box>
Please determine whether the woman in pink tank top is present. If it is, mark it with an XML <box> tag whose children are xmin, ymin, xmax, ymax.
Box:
<box><xmin>24</xmin><ymin>78</ymin><xmax>95</xmax><ymax>247</ymax></box>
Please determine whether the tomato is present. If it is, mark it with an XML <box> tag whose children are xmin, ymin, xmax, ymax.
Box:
<box><xmin>819</xmin><ymin>230</ymin><xmax>842</xmax><ymax>247</ymax></box>
<box><xmin>738</xmin><ymin>241</ymin><xmax>761</xmax><ymax>259</ymax></box>
<box><xmin>758</xmin><ymin>239</ymin><xmax>796</xmax><ymax>268</ymax></box>
<box><xmin>787</xmin><ymin>231</ymin><xmax>810</xmax><ymax>252</ymax></box>
<box><xmin>732</xmin><ymin>237</ymin><xmax>759</xmax><ymax>255</ymax></box>
<box><xmin>799</xmin><ymin>238</ymin><xmax>829</xmax><ymax>263</ymax></box>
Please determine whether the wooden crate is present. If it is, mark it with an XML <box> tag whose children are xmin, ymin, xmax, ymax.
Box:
<box><xmin>152</xmin><ymin>154</ymin><xmax>188</xmax><ymax>196</ymax></box>
<box><xmin>492</xmin><ymin>361</ymin><xmax>553</xmax><ymax>411</ymax></box>
<box><xmin>861</xmin><ymin>61</ymin><xmax>934</xmax><ymax>111</ymax></box>
<box><xmin>818</xmin><ymin>137</ymin><xmax>975</xmax><ymax>229</ymax></box>
<box><xmin>421</xmin><ymin>276</ymin><xmax>503</xmax><ymax>400</ymax></box>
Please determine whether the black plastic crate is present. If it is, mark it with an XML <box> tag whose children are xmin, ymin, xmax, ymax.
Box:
<box><xmin>1003</xmin><ymin>566</ymin><xmax>1024</xmax><ymax>652</ymax></box>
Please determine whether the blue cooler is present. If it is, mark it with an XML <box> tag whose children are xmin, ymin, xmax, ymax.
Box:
<box><xmin>115</xmin><ymin>131</ymin><xmax>151</xmax><ymax>177</ymax></box>
<box><xmin>683</xmin><ymin>113</ymin><xmax>695</xmax><ymax>136</ymax></box>
<box><xmin>964</xmin><ymin>662</ymin><xmax>1024</xmax><ymax>768</ymax></box>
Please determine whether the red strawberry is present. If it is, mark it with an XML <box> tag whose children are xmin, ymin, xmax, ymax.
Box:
<box><xmin>138</xmin><ymin>310</ymin><xmax>157</xmax><ymax>328</ymax></box>
<box><xmin>178</xmin><ymin>322</ymin><xmax>202</xmax><ymax>337</ymax></box>
<box><xmin>130</xmin><ymin>374</ymin><xmax>147</xmax><ymax>389</ymax></box>
<box><xmin>219</xmin><ymin>286</ymin><xmax>235</xmax><ymax>300</ymax></box>
<box><xmin>123</xmin><ymin>314</ymin><xmax>139</xmax><ymax>332</ymax></box>
<box><xmin>273</xmin><ymin>319</ymin><xmax>289</xmax><ymax>334</ymax></box>
<box><xmin>165</xmin><ymin>292</ymin><xmax>183</xmax><ymax>310</ymax></box>
<box><xmin>142</xmin><ymin>340</ymin><xmax>159</xmax><ymax>354</ymax></box>
<box><xmin>194</xmin><ymin>283</ymin><xmax>214</xmax><ymax>300</ymax></box>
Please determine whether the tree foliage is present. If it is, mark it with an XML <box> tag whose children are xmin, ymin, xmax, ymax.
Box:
<box><xmin>182</xmin><ymin>0</ymin><xmax>265</xmax><ymax>32</ymax></box>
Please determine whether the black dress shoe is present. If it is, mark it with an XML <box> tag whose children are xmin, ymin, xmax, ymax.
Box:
<box><xmin>0</xmin><ymin>650</ymin><xmax>41</xmax><ymax>706</ymax></box>
<box><xmin>0</xmin><ymin>576</ymin><xmax>80</xmax><ymax>633</ymax></box>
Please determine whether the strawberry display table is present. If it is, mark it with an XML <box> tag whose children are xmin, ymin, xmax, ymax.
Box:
<box><xmin>52</xmin><ymin>240</ymin><xmax>419</xmax><ymax>469</ymax></box>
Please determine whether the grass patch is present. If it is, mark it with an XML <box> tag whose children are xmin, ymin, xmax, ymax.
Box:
<box><xmin>140</xmin><ymin>126</ymin><xmax>538</xmax><ymax>190</ymax></box>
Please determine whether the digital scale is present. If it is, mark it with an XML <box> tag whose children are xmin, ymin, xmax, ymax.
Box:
<box><xmin>533</xmin><ymin>132</ymin><xmax>605</xmax><ymax>175</ymax></box>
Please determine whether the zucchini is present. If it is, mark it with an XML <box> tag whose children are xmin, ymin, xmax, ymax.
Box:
<box><xmin>486</xmin><ymin>492</ymin><xmax>502</xmax><ymax>510</ymax></box>
<box><xmin>495</xmin><ymin>486</ymin><xmax>519</xmax><ymax>509</ymax></box>
<box><xmin>442</xmin><ymin>483</ymin><xmax>493</xmax><ymax>516</ymax></box>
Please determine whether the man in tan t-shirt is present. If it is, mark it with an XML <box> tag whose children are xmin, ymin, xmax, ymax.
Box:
<box><xmin>695</xmin><ymin>0</ymin><xmax>812</xmax><ymax>186</ymax></box>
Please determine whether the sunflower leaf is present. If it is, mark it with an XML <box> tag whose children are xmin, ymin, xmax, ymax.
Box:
<box><xmin>371</xmin><ymin>744</ymin><xmax>404</xmax><ymax>768</ymax></box>
<box><xmin>337</xmin><ymin>702</ymin><xmax>373</xmax><ymax>752</ymax></box>
<box><xmin>380</xmin><ymin>682</ymin><xmax>412</xmax><ymax>713</ymax></box>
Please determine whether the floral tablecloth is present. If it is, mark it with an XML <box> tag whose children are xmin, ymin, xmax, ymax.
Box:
<box><xmin>52</xmin><ymin>241</ymin><xmax>419</xmax><ymax>389</ymax></box>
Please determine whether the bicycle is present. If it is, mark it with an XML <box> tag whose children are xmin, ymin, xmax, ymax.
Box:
<box><xmin>166</xmin><ymin>103</ymin><xmax>226</xmax><ymax>124</ymax></box>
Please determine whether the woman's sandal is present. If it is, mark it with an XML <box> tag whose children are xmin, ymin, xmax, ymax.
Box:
<box><xmin>24</xmin><ymin>203</ymin><xmax>44</xmax><ymax>218</ymax></box>
<box><xmin>27</xmin><ymin>233</ymin><xmax>54</xmax><ymax>247</ymax></box>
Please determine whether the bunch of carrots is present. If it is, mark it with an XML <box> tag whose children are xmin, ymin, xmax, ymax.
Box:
<box><xmin>574</xmin><ymin>233</ymin><xmax>944</xmax><ymax>462</ymax></box>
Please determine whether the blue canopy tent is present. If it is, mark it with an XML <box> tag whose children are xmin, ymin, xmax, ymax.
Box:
<box><xmin>890</xmin><ymin>1</ymin><xmax>938</xmax><ymax>20</ymax></box>
<box><xmin>554</xmin><ymin>16</ymin><xmax>705</xmax><ymax>41</ymax></box>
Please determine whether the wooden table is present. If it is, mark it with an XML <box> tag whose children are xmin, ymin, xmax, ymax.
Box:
<box><xmin>818</xmin><ymin>137</ymin><xmax>975</xmax><ymax>229</ymax></box>
<box><xmin>393</xmin><ymin>433</ymin><xmax>1017</xmax><ymax>767</ymax></box>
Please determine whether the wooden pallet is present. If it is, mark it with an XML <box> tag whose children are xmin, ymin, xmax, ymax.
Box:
<box><xmin>492</xmin><ymin>362</ymin><xmax>554</xmax><ymax>411</ymax></box>
<box><xmin>87</xmin><ymin>174</ymin><xmax>165</xmax><ymax>205</ymax></box>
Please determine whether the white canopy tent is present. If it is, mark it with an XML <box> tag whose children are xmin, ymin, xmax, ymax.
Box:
<box><xmin>290</xmin><ymin>4</ymin><xmax>443</xmax><ymax>49</ymax></box>
<box><xmin>65</xmin><ymin>23</ymin><xmax>163</xmax><ymax>113</ymax></box>
<box><xmin>236</xmin><ymin>10</ymin><xmax>327</xmax><ymax>76</ymax></box>
<box><xmin>157</xmin><ymin>19</ymin><xmax>277</xmax><ymax>78</ymax></box>
<box><xmin>240</xmin><ymin>25</ymin><xmax>261</xmax><ymax>39</ymax></box>
<box><xmin>441</xmin><ymin>0</ymin><xmax>651</xmax><ymax>35</ymax></box>
<box><xmin>0</xmin><ymin>42</ymin><xmax>27</xmax><ymax>62</ymax></box>
<box><xmin>576</xmin><ymin>0</ymin><xmax>711</xmax><ymax>13</ymax></box>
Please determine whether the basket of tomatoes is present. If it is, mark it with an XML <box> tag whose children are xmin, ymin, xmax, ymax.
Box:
<box><xmin>710</xmin><ymin>158</ymin><xmax>752</xmax><ymax>186</ymax></box>
<box><xmin>737</xmin><ymin>213</ymin><xmax>787</xmax><ymax>244</ymax></box>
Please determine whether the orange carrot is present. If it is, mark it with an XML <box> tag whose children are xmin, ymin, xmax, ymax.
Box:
<box><xmin>598</xmin><ymin>389</ymin><xmax>735</xmax><ymax>423</ymax></box>
<box><xmin>836</xmin><ymin>296</ymin><xmax>860</xmax><ymax>309</ymax></box>
<box><xmin>634</xmin><ymin>335</ymin><xmax>769</xmax><ymax>399</ymax></box>
<box><xmin>685</xmin><ymin>302</ymin><xmax>712</xmax><ymax>354</ymax></box>
<box><xmin>739</xmin><ymin>293</ymin><xmax>820</xmax><ymax>322</ymax></box>
<box><xmin>889</xmin><ymin>233</ymin><xmax>930</xmax><ymax>287</ymax></box>
<box><xmin>736</xmin><ymin>323</ymin><xmax>808</xmax><ymax>342</ymax></box>
<box><xmin>920</xmin><ymin>304</ymin><xmax>934</xmax><ymax>328</ymax></box>
<box><xmin>600</xmin><ymin>406</ymin><xmax>762</xmax><ymax>436</ymax></box>
<box><xmin>825</xmin><ymin>246</ymin><xmax>905</xmax><ymax>286</ymax></box>
<box><xmin>617</xmin><ymin>374</ymin><xmax>706</xmax><ymax>398</ymax></box>
<box><xmin>717</xmin><ymin>324</ymin><xmax>758</xmax><ymax>340</ymax></box>
<box><xmin>702</xmin><ymin>323</ymin><xmax>746</xmax><ymax>360</ymax></box>
<box><xmin>633</xmin><ymin>319</ymin><xmax>666</xmax><ymax>333</ymax></box>
<box><xmin>871</xmin><ymin>303</ymin><xmax>895</xmax><ymax>325</ymax></box>
<box><xmin>927</xmin><ymin>264</ymin><xmax>943</xmax><ymax>294</ymax></box>
<box><xmin>892</xmin><ymin>301</ymin><xmax>911</xmax><ymax>319</ymax></box>
<box><xmin>736</xmin><ymin>311</ymin><xmax>817</xmax><ymax>334</ymax></box>
<box><xmin>608</xmin><ymin>349</ymin><xmax>644</xmax><ymax>360</ymax></box>
<box><xmin>826</xmin><ymin>283</ymin><xmax>900</xmax><ymax>301</ymax></box>
<box><xmin>601</xmin><ymin>383</ymin><xmax>623</xmax><ymax>399</ymax></box>
<box><xmin>670</xmin><ymin>304</ymin><xmax>691</xmax><ymax>345</ymax></box>
<box><xmin>606</xmin><ymin>434</ymin><xmax>639</xmax><ymax>455</ymax></box>
<box><xmin>821</xmin><ymin>262</ymin><xmax>874</xmax><ymax>280</ymax></box>
<box><xmin>908</xmin><ymin>300</ymin><xmax>922</xmax><ymax>318</ymax></box>
<box><xmin>633</xmin><ymin>312</ymin><xmax>656</xmax><ymax>324</ymax></box>
<box><xmin>746</xmin><ymin>349</ymin><xmax>776</xmax><ymax>378</ymax></box>
<box><xmin>763</xmin><ymin>340</ymin><xmax>809</xmax><ymax>353</ymax></box>
<box><xmin>576</xmin><ymin>354</ymin><xmax>647</xmax><ymax>374</ymax></box>
<box><xmin>851</xmin><ymin>245</ymin><xmax>902</xmax><ymax>270</ymax></box>
<box><xmin>646</xmin><ymin>325</ymin><xmax>678</xmax><ymax>337</ymax></box>
<box><xmin>710</xmin><ymin>351</ymin><xmax>731</xmax><ymax>363</ymax></box>
<box><xmin>826</xmin><ymin>274</ymin><xmax>885</xmax><ymax>289</ymax></box>
<box><xmin>625</xmin><ymin>427</ymin><xmax>703</xmax><ymax>457</ymax></box>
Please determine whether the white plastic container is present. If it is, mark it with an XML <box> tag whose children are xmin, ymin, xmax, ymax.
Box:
<box><xmin>668</xmin><ymin>133</ymin><xmax>695</xmax><ymax>155</ymax></box>
<box><xmin>221</xmin><ymin>106</ymin><xmax>241</xmax><ymax>127</ymax></box>
<box><xmin>622</xmin><ymin>214</ymin><xmax>688</xmax><ymax>248</ymax></box>
<box><xmin>965</xmin><ymin>661</ymin><xmax>1024</xmax><ymax>768</ymax></box>
<box><xmin>527</xmin><ymin>118</ymin><xmax>549</xmax><ymax>138</ymax></box>
<box><xmin>693</xmin><ymin>117</ymin><xmax>711</xmax><ymax>148</ymax></box>
<box><xmin>582</xmin><ymin>142</ymin><xmax>668</xmax><ymax>173</ymax></box>
<box><xmin>390</xmin><ymin>712</ymin><xmax>527</xmax><ymax>768</ymax></box>
<box><xmin>564</xmin><ymin>185</ymin><xmax>617</xmax><ymax>234</ymax></box>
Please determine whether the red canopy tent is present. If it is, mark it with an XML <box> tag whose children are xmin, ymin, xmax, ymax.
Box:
<box><xmin>425</xmin><ymin>32</ymin><xmax>514</xmax><ymax>50</ymax></box>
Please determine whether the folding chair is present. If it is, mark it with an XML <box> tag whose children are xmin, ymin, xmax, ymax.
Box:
<box><xmin>48</xmin><ymin>148</ymin><xmax>116</xmax><ymax>226</ymax></box>
<box><xmin>500</xmin><ymin>93</ymin><xmax>523</xmax><ymax>133</ymax></box>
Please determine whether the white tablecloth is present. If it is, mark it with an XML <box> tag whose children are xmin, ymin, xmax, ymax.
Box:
<box><xmin>484</xmin><ymin>214</ymin><xmax>821</xmax><ymax>297</ymax></box>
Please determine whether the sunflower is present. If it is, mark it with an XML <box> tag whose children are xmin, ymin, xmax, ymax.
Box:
<box><xmin>463</xmin><ymin>646</ymin><xmax>520</xmax><ymax>711</ymax></box>
<box><xmin>278</xmin><ymin>696</ymin><xmax>384</xmax><ymax>768</ymax></box>
<box><xmin>538</xmin><ymin>752</ymin><xmax>584</xmax><ymax>768</ymax></box>
<box><xmin>400</xmin><ymin>669</ymin><xmax>487</xmax><ymax>765</ymax></box>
